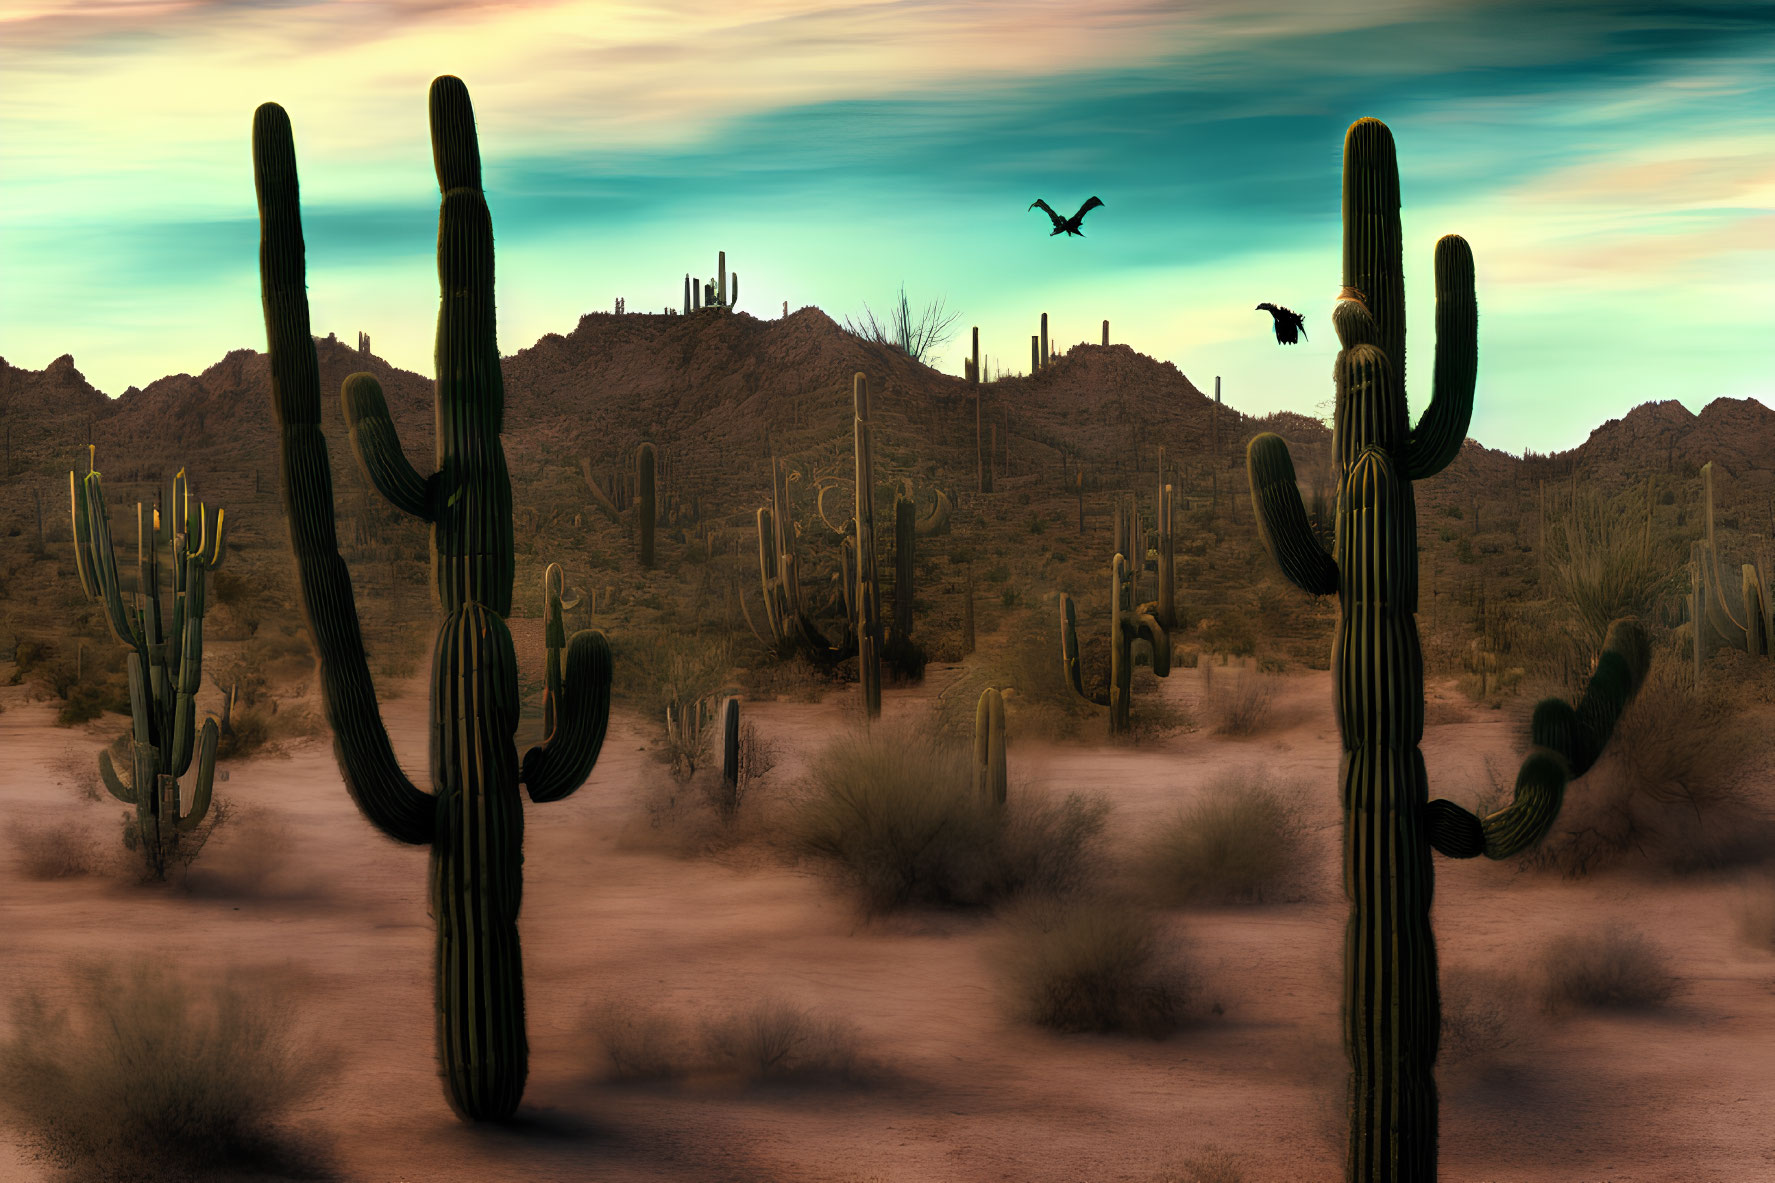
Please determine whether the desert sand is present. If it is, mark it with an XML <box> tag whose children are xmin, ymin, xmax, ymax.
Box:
<box><xmin>3</xmin><ymin>648</ymin><xmax>1771</xmax><ymax>1183</ymax></box>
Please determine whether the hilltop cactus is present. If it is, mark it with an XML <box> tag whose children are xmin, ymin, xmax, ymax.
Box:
<box><xmin>1059</xmin><ymin>553</ymin><xmax>1170</xmax><ymax>736</ymax></box>
<box><xmin>1245</xmin><ymin>116</ymin><xmax>1649</xmax><ymax>1181</ymax></box>
<box><xmin>70</xmin><ymin>455</ymin><xmax>226</xmax><ymax>879</ymax></box>
<box><xmin>973</xmin><ymin>687</ymin><xmax>1006</xmax><ymax>805</ymax></box>
<box><xmin>254</xmin><ymin>77</ymin><xmax>612</xmax><ymax>1122</ymax></box>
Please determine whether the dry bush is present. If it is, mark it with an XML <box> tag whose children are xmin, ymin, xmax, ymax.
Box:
<box><xmin>1438</xmin><ymin>965</ymin><xmax>1537</xmax><ymax>1070</ymax></box>
<box><xmin>1139</xmin><ymin>772</ymin><xmax>1314</xmax><ymax>905</ymax></box>
<box><xmin>1539</xmin><ymin>924</ymin><xmax>1682</xmax><ymax>1012</ymax></box>
<box><xmin>1544</xmin><ymin>485</ymin><xmax>1680</xmax><ymax>661</ymax></box>
<box><xmin>702</xmin><ymin>998</ymin><xmax>866</xmax><ymax>1084</ymax></box>
<box><xmin>994</xmin><ymin>897</ymin><xmax>1203</xmax><ymax>1038</ymax></box>
<box><xmin>936</xmin><ymin>606</ymin><xmax>1092</xmax><ymax>743</ymax></box>
<box><xmin>0</xmin><ymin>957</ymin><xmax>334</xmax><ymax>1182</ymax></box>
<box><xmin>1153</xmin><ymin>1148</ymin><xmax>1248</xmax><ymax>1183</ymax></box>
<box><xmin>1734</xmin><ymin>875</ymin><xmax>1775</xmax><ymax>953</ymax></box>
<box><xmin>8</xmin><ymin>819</ymin><xmax>99</xmax><ymax>880</ymax></box>
<box><xmin>181</xmin><ymin>806</ymin><xmax>304</xmax><ymax>899</ymax></box>
<box><xmin>787</xmin><ymin>726</ymin><xmax>1107</xmax><ymax>913</ymax></box>
<box><xmin>1523</xmin><ymin>657</ymin><xmax>1766</xmax><ymax>876</ymax></box>
<box><xmin>1201</xmin><ymin>666</ymin><xmax>1278</xmax><ymax>737</ymax></box>
<box><xmin>587</xmin><ymin>996</ymin><xmax>871</xmax><ymax>1087</ymax></box>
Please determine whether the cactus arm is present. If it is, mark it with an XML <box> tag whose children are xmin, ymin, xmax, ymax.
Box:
<box><xmin>1248</xmin><ymin>434</ymin><xmax>1339</xmax><ymax>597</ymax></box>
<box><xmin>254</xmin><ymin>100</ymin><xmax>435</xmax><ymax>847</ymax></box>
<box><xmin>167</xmin><ymin>555</ymin><xmax>207</xmax><ymax>777</ymax></box>
<box><xmin>174</xmin><ymin>718</ymin><xmax>219</xmax><ymax>832</ymax></box>
<box><xmin>76</xmin><ymin>473</ymin><xmax>146</xmax><ymax>649</ymax></box>
<box><xmin>1426</xmin><ymin>618</ymin><xmax>1650</xmax><ymax>860</ymax></box>
<box><xmin>521</xmin><ymin>629</ymin><xmax>612</xmax><ymax>803</ymax></box>
<box><xmin>576</xmin><ymin>458</ymin><xmax>621</xmax><ymax>522</ymax></box>
<box><xmin>1400</xmin><ymin>235</ymin><xmax>1477</xmax><ymax>481</ymax></box>
<box><xmin>69</xmin><ymin>470</ymin><xmax>101</xmax><ymax>600</ymax></box>
<box><xmin>914</xmin><ymin>488</ymin><xmax>952</xmax><ymax>537</ymax></box>
<box><xmin>815</xmin><ymin>481</ymin><xmax>852</xmax><ymax>535</ymax></box>
<box><xmin>1127</xmin><ymin>608</ymin><xmax>1172</xmax><ymax>677</ymax></box>
<box><xmin>99</xmin><ymin>750</ymin><xmax>136</xmax><ymax>804</ymax></box>
<box><xmin>344</xmin><ymin>372</ymin><xmax>436</xmax><ymax>521</ymax></box>
<box><xmin>1058</xmin><ymin>593</ymin><xmax>1111</xmax><ymax>706</ymax></box>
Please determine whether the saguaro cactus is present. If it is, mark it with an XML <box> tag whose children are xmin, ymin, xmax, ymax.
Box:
<box><xmin>71</xmin><ymin>456</ymin><xmax>226</xmax><ymax>879</ymax></box>
<box><xmin>1059</xmin><ymin>553</ymin><xmax>1170</xmax><ymax>736</ymax></box>
<box><xmin>254</xmin><ymin>77</ymin><xmax>613</xmax><ymax>1123</ymax></box>
<box><xmin>1245</xmin><ymin>116</ymin><xmax>1649</xmax><ymax>1182</ymax></box>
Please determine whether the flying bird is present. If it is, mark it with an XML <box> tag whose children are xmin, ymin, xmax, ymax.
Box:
<box><xmin>1029</xmin><ymin>196</ymin><xmax>1104</xmax><ymax>237</ymax></box>
<box><xmin>1256</xmin><ymin>302</ymin><xmax>1308</xmax><ymax>344</ymax></box>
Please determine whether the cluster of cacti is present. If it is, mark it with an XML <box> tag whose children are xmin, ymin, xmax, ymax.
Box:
<box><xmin>70</xmin><ymin>453</ymin><xmax>226</xmax><ymax>879</ymax></box>
<box><xmin>1689</xmin><ymin>460</ymin><xmax>1771</xmax><ymax>674</ymax></box>
<box><xmin>683</xmin><ymin>250</ymin><xmax>738</xmax><ymax>312</ymax></box>
<box><xmin>1059</xmin><ymin>551</ymin><xmax>1171</xmax><ymax>736</ymax></box>
<box><xmin>1245</xmin><ymin>116</ymin><xmax>1650</xmax><ymax>1181</ymax></box>
<box><xmin>750</xmin><ymin>452</ymin><xmax>858</xmax><ymax>664</ymax></box>
<box><xmin>255</xmin><ymin>76</ymin><xmax>614</xmax><ymax>1122</ymax></box>
<box><xmin>972</xmin><ymin>687</ymin><xmax>1006</xmax><ymax>805</ymax></box>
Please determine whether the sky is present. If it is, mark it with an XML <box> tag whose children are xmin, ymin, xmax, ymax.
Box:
<box><xmin>1</xmin><ymin>0</ymin><xmax>1770</xmax><ymax>455</ymax></box>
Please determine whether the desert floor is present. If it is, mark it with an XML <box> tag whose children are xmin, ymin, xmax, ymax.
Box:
<box><xmin>3</xmin><ymin>650</ymin><xmax>1773</xmax><ymax>1183</ymax></box>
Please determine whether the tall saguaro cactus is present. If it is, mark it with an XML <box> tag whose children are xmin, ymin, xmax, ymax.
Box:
<box><xmin>253</xmin><ymin>76</ymin><xmax>613</xmax><ymax>1123</ymax></box>
<box><xmin>1245</xmin><ymin>117</ymin><xmax>1649</xmax><ymax>1182</ymax></box>
<box><xmin>71</xmin><ymin>456</ymin><xmax>227</xmax><ymax>879</ymax></box>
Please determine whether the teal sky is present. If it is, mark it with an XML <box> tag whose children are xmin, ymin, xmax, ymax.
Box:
<box><xmin>2</xmin><ymin>0</ymin><xmax>1770</xmax><ymax>454</ymax></box>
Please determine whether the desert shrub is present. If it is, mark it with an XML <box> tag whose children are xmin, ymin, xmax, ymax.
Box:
<box><xmin>10</xmin><ymin>636</ymin><xmax>50</xmax><ymax>682</ymax></box>
<box><xmin>1202</xmin><ymin>667</ymin><xmax>1278</xmax><ymax>737</ymax></box>
<box><xmin>1539</xmin><ymin>925</ymin><xmax>1681</xmax><ymax>1012</ymax></box>
<box><xmin>788</xmin><ymin>727</ymin><xmax>1107</xmax><ymax>912</ymax></box>
<box><xmin>182</xmin><ymin>806</ymin><xmax>303</xmax><ymax>899</ymax></box>
<box><xmin>1734</xmin><ymin>876</ymin><xmax>1775</xmax><ymax>953</ymax></box>
<box><xmin>8</xmin><ymin>819</ymin><xmax>99</xmax><ymax>880</ymax></box>
<box><xmin>1544</xmin><ymin>485</ymin><xmax>1680</xmax><ymax>662</ymax></box>
<box><xmin>1524</xmin><ymin>656</ymin><xmax>1764</xmax><ymax>876</ymax></box>
<box><xmin>1141</xmin><ymin>773</ymin><xmax>1313</xmax><ymax>906</ymax></box>
<box><xmin>588</xmin><ymin>996</ymin><xmax>870</xmax><ymax>1087</ymax></box>
<box><xmin>1438</xmin><ymin>965</ymin><xmax>1535</xmax><ymax>1068</ymax></box>
<box><xmin>701</xmin><ymin>721</ymin><xmax>777</xmax><ymax>824</ymax></box>
<box><xmin>0</xmin><ymin>957</ymin><xmax>332</xmax><ymax>1182</ymax></box>
<box><xmin>994</xmin><ymin>897</ymin><xmax>1200</xmax><ymax>1037</ymax></box>
<box><xmin>1153</xmin><ymin>1148</ymin><xmax>1248</xmax><ymax>1183</ymax></box>
<box><xmin>1197</xmin><ymin>607</ymin><xmax>1258</xmax><ymax>658</ymax></box>
<box><xmin>702</xmin><ymin>998</ymin><xmax>866</xmax><ymax>1084</ymax></box>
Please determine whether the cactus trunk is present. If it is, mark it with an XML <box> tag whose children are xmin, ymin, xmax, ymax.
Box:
<box><xmin>1246</xmin><ymin>117</ymin><xmax>1646</xmax><ymax>1181</ymax></box>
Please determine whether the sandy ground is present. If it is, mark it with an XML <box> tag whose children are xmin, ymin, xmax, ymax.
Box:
<box><xmin>2</xmin><ymin>658</ymin><xmax>1773</xmax><ymax>1183</ymax></box>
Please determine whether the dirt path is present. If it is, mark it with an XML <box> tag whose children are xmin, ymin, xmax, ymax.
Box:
<box><xmin>2</xmin><ymin>664</ymin><xmax>1771</xmax><ymax>1182</ymax></box>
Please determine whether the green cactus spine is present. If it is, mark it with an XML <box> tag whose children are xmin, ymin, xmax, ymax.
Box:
<box><xmin>1245</xmin><ymin>116</ymin><xmax>1649</xmax><ymax>1181</ymax></box>
<box><xmin>637</xmin><ymin>442</ymin><xmax>656</xmax><ymax>568</ymax></box>
<box><xmin>973</xmin><ymin>686</ymin><xmax>1006</xmax><ymax>805</ymax></box>
<box><xmin>853</xmin><ymin>373</ymin><xmax>882</xmax><ymax>718</ymax></box>
<box><xmin>1059</xmin><ymin>553</ymin><xmax>1170</xmax><ymax>736</ymax></box>
<box><xmin>70</xmin><ymin>455</ymin><xmax>226</xmax><ymax>879</ymax></box>
<box><xmin>254</xmin><ymin>77</ymin><xmax>613</xmax><ymax>1123</ymax></box>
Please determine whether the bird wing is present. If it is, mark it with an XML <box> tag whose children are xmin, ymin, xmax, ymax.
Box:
<box><xmin>1029</xmin><ymin>199</ymin><xmax>1065</xmax><ymax>229</ymax></box>
<box><xmin>1073</xmin><ymin>196</ymin><xmax>1104</xmax><ymax>222</ymax></box>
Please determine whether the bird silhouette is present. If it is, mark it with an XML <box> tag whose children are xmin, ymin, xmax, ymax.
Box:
<box><xmin>1029</xmin><ymin>197</ymin><xmax>1104</xmax><ymax>237</ymax></box>
<box><xmin>1256</xmin><ymin>303</ymin><xmax>1308</xmax><ymax>344</ymax></box>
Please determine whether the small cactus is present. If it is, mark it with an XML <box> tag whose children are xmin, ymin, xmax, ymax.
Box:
<box><xmin>70</xmin><ymin>454</ymin><xmax>226</xmax><ymax>879</ymax></box>
<box><xmin>973</xmin><ymin>687</ymin><xmax>1006</xmax><ymax>805</ymax></box>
